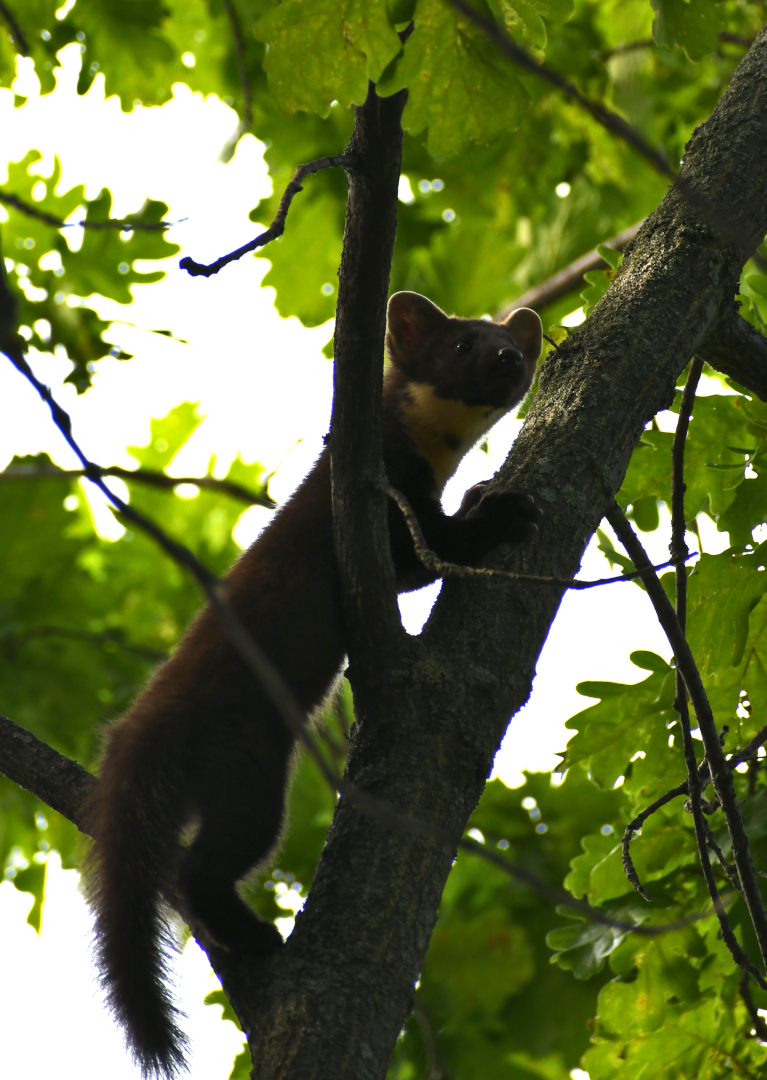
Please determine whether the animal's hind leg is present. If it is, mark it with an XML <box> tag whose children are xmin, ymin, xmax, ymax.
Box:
<box><xmin>178</xmin><ymin>749</ymin><xmax>288</xmax><ymax>954</ymax></box>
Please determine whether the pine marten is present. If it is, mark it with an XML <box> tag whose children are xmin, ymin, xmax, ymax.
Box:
<box><xmin>82</xmin><ymin>290</ymin><xmax>543</xmax><ymax>1078</ymax></box>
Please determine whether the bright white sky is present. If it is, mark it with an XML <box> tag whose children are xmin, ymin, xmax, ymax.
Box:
<box><xmin>0</xmin><ymin>44</ymin><xmax>729</xmax><ymax>1080</ymax></box>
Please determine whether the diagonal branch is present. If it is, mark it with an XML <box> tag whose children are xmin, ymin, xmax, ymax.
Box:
<box><xmin>0</xmin><ymin>713</ymin><xmax>94</xmax><ymax>828</ymax></box>
<box><xmin>443</xmin><ymin>0</ymin><xmax>673</xmax><ymax>178</ymax></box>
<box><xmin>0</xmin><ymin>462</ymin><xmax>276</xmax><ymax>509</ymax></box>
<box><xmin>180</xmin><ymin>154</ymin><xmax>357</xmax><ymax>277</ymax></box>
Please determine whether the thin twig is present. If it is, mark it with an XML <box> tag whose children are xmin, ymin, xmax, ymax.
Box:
<box><xmin>383</xmin><ymin>481</ymin><xmax>686</xmax><ymax>591</ymax></box>
<box><xmin>0</xmin><ymin>462</ymin><xmax>276</xmax><ymax>509</ymax></box>
<box><xmin>0</xmin><ymin>2</ymin><xmax>28</xmax><ymax>55</ymax></box>
<box><xmin>180</xmin><ymin>154</ymin><xmax>356</xmax><ymax>277</ymax></box>
<box><xmin>0</xmin><ymin>190</ymin><xmax>175</xmax><ymax>231</ymax></box>
<box><xmin>219</xmin><ymin>0</ymin><xmax>253</xmax><ymax>162</ymax></box>
<box><xmin>443</xmin><ymin>0</ymin><xmax>673</xmax><ymax>178</ymax></box>
<box><xmin>606</xmin><ymin>502</ymin><xmax>767</xmax><ymax>981</ymax></box>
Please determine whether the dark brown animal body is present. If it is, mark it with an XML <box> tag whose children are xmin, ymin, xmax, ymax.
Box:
<box><xmin>83</xmin><ymin>292</ymin><xmax>543</xmax><ymax>1077</ymax></box>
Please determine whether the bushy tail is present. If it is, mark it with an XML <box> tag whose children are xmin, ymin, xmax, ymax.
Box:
<box><xmin>82</xmin><ymin>714</ymin><xmax>190</xmax><ymax>1079</ymax></box>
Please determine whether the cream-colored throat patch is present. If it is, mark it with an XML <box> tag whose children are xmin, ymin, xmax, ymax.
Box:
<box><xmin>400</xmin><ymin>382</ymin><xmax>507</xmax><ymax>492</ymax></box>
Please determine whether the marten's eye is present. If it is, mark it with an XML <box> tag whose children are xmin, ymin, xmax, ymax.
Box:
<box><xmin>453</xmin><ymin>340</ymin><xmax>471</xmax><ymax>353</ymax></box>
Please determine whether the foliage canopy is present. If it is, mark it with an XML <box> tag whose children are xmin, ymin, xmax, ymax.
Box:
<box><xmin>1</xmin><ymin>0</ymin><xmax>767</xmax><ymax>1078</ymax></box>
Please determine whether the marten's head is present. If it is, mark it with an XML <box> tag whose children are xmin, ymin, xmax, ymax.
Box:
<box><xmin>385</xmin><ymin>291</ymin><xmax>541</xmax><ymax>411</ymax></box>
<box><xmin>384</xmin><ymin>292</ymin><xmax>542</xmax><ymax>492</ymax></box>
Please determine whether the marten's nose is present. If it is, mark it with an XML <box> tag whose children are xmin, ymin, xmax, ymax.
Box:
<box><xmin>498</xmin><ymin>346</ymin><xmax>524</xmax><ymax>370</ymax></box>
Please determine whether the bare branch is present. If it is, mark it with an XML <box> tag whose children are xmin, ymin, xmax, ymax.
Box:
<box><xmin>500</xmin><ymin>221</ymin><xmax>643</xmax><ymax>314</ymax></box>
<box><xmin>0</xmin><ymin>462</ymin><xmax>276</xmax><ymax>509</ymax></box>
<box><xmin>0</xmin><ymin>713</ymin><xmax>94</xmax><ymax>830</ymax></box>
<box><xmin>443</xmin><ymin>0</ymin><xmax>673</xmax><ymax>178</ymax></box>
<box><xmin>180</xmin><ymin>154</ymin><xmax>357</xmax><ymax>277</ymax></box>
<box><xmin>0</xmin><ymin>2</ymin><xmax>28</xmax><ymax>55</ymax></box>
<box><xmin>383</xmin><ymin>481</ymin><xmax>686</xmax><ymax>591</ymax></box>
<box><xmin>0</xmin><ymin>190</ymin><xmax>176</xmax><ymax>231</ymax></box>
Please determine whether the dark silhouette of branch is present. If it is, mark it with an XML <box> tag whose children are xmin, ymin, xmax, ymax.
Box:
<box><xmin>0</xmin><ymin>190</ymin><xmax>176</xmax><ymax>231</ymax></box>
<box><xmin>0</xmin><ymin>2</ymin><xmax>28</xmax><ymax>55</ymax></box>
<box><xmin>180</xmin><ymin>154</ymin><xmax>357</xmax><ymax>277</ymax></box>
<box><xmin>443</xmin><ymin>0</ymin><xmax>673</xmax><ymax>178</ymax></box>
<box><xmin>501</xmin><ymin>221</ymin><xmax>643</xmax><ymax>314</ymax></box>
<box><xmin>0</xmin><ymin>625</ymin><xmax>166</xmax><ymax>662</ymax></box>
<box><xmin>606</xmin><ymin>501</ymin><xmax>767</xmax><ymax>985</ymax></box>
<box><xmin>0</xmin><ymin>462</ymin><xmax>276</xmax><ymax>509</ymax></box>
<box><xmin>0</xmin><ymin>713</ymin><xmax>94</xmax><ymax>829</ymax></box>
<box><xmin>219</xmin><ymin>0</ymin><xmax>253</xmax><ymax>163</ymax></box>
<box><xmin>383</xmin><ymin>481</ymin><xmax>686</xmax><ymax>590</ymax></box>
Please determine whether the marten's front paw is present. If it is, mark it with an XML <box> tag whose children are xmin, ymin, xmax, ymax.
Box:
<box><xmin>473</xmin><ymin>490</ymin><xmax>542</xmax><ymax>544</ymax></box>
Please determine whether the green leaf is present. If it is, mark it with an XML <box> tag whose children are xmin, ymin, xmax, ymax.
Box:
<box><xmin>255</xmin><ymin>0</ymin><xmax>370</xmax><ymax>116</ymax></box>
<box><xmin>378</xmin><ymin>0</ymin><xmax>524</xmax><ymax>156</ymax></box>
<box><xmin>651</xmin><ymin>0</ymin><xmax>726</xmax><ymax>62</ymax></box>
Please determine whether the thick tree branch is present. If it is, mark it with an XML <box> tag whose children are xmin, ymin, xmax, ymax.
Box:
<box><xmin>697</xmin><ymin>308</ymin><xmax>767</xmax><ymax>401</ymax></box>
<box><xmin>180</xmin><ymin>154</ymin><xmax>357</xmax><ymax>277</ymax></box>
<box><xmin>0</xmin><ymin>713</ymin><xmax>94</xmax><ymax>829</ymax></box>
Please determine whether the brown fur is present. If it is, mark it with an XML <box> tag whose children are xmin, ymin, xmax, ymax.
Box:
<box><xmin>82</xmin><ymin>292</ymin><xmax>543</xmax><ymax>1077</ymax></box>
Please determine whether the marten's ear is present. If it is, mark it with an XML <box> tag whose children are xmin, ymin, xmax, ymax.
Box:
<box><xmin>387</xmin><ymin>291</ymin><xmax>448</xmax><ymax>349</ymax></box>
<box><xmin>502</xmin><ymin>307</ymin><xmax>543</xmax><ymax>364</ymax></box>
